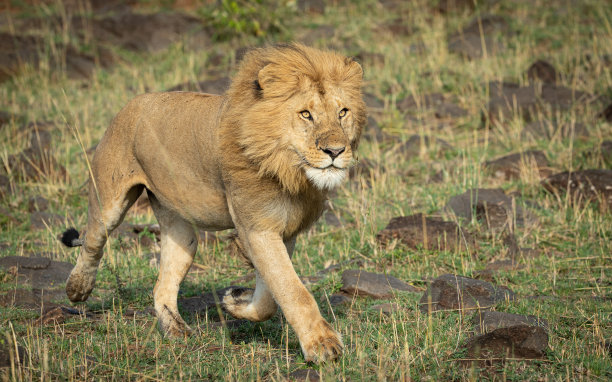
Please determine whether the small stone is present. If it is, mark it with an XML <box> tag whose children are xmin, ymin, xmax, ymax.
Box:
<box><xmin>448</xmin><ymin>35</ymin><xmax>502</xmax><ymax>60</ymax></box>
<box><xmin>370</xmin><ymin>303</ymin><xmax>402</xmax><ymax>316</ymax></box>
<box><xmin>297</xmin><ymin>0</ymin><xmax>325</xmax><ymax>15</ymax></box>
<box><xmin>419</xmin><ymin>274</ymin><xmax>515</xmax><ymax>313</ymax></box>
<box><xmin>28</xmin><ymin>196</ymin><xmax>49</xmax><ymax>212</ymax></box>
<box><xmin>30</xmin><ymin>211</ymin><xmax>64</xmax><ymax>230</ymax></box>
<box><xmin>484</xmin><ymin>150</ymin><xmax>551</xmax><ymax>180</ymax></box>
<box><xmin>287</xmin><ymin>368</ymin><xmax>320</xmax><ymax>381</ymax></box>
<box><xmin>395</xmin><ymin>135</ymin><xmax>453</xmax><ymax>157</ymax></box>
<box><xmin>327</xmin><ymin>293</ymin><xmax>351</xmax><ymax>306</ymax></box>
<box><xmin>376</xmin><ymin>213</ymin><xmax>476</xmax><ymax>252</ymax></box>
<box><xmin>340</xmin><ymin>269</ymin><xmax>417</xmax><ymax>299</ymax></box>
<box><xmin>466</xmin><ymin>311</ymin><xmax>549</xmax><ymax>359</ymax></box>
<box><xmin>523</xmin><ymin>120</ymin><xmax>589</xmax><ymax>140</ymax></box>
<box><xmin>527</xmin><ymin>60</ymin><xmax>557</xmax><ymax>84</ymax></box>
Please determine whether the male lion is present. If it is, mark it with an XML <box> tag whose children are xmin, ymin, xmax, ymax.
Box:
<box><xmin>61</xmin><ymin>43</ymin><xmax>366</xmax><ymax>362</ymax></box>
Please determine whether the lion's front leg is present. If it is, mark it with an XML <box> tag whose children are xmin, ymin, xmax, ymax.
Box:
<box><xmin>239</xmin><ymin>231</ymin><xmax>342</xmax><ymax>362</ymax></box>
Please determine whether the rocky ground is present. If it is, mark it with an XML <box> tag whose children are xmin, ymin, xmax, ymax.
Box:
<box><xmin>0</xmin><ymin>0</ymin><xmax>611</xmax><ymax>380</ymax></box>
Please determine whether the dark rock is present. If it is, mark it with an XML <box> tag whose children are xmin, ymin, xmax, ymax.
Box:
<box><xmin>523</xmin><ymin>120</ymin><xmax>589</xmax><ymax>140</ymax></box>
<box><xmin>287</xmin><ymin>368</ymin><xmax>320</xmax><ymax>381</ymax></box>
<box><xmin>395</xmin><ymin>134</ymin><xmax>453</xmax><ymax>157</ymax></box>
<box><xmin>542</xmin><ymin>169</ymin><xmax>612</xmax><ymax>210</ymax></box>
<box><xmin>485</xmin><ymin>83</ymin><xmax>600</xmax><ymax>124</ymax></box>
<box><xmin>28</xmin><ymin>129</ymin><xmax>52</xmax><ymax>153</ymax></box>
<box><xmin>76</xmin><ymin>10</ymin><xmax>209</xmax><ymax>53</ymax></box>
<box><xmin>0</xmin><ymin>32</ymin><xmax>113</xmax><ymax>82</ymax></box>
<box><xmin>30</xmin><ymin>212</ymin><xmax>64</xmax><ymax>230</ymax></box>
<box><xmin>348</xmin><ymin>157</ymin><xmax>379</xmax><ymax>179</ymax></box>
<box><xmin>435</xmin><ymin>102</ymin><xmax>468</xmax><ymax>118</ymax></box>
<box><xmin>327</xmin><ymin>293</ymin><xmax>351</xmax><ymax>306</ymax></box>
<box><xmin>459</xmin><ymin>14</ymin><xmax>509</xmax><ymax>37</ymax></box>
<box><xmin>0</xmin><ymin>338</ymin><xmax>27</xmax><ymax>368</ymax></box>
<box><xmin>363</xmin><ymin>116</ymin><xmax>386</xmax><ymax>142</ymax></box>
<box><xmin>381</xmin><ymin>19</ymin><xmax>414</xmax><ymax>36</ymax></box>
<box><xmin>466</xmin><ymin>311</ymin><xmax>549</xmax><ymax>359</ymax></box>
<box><xmin>437</xmin><ymin>0</ymin><xmax>476</xmax><ymax>13</ymax></box>
<box><xmin>597</xmin><ymin>103</ymin><xmax>612</xmax><ymax>122</ymax></box>
<box><xmin>445</xmin><ymin>188</ymin><xmax>532</xmax><ymax>230</ymax></box>
<box><xmin>0</xmin><ymin>174</ymin><xmax>11</xmax><ymax>199</ymax></box>
<box><xmin>527</xmin><ymin>60</ymin><xmax>557</xmax><ymax>84</ymax></box>
<box><xmin>7</xmin><ymin>147</ymin><xmax>67</xmax><ymax>182</ymax></box>
<box><xmin>419</xmin><ymin>274</ymin><xmax>515</xmax><ymax>313</ymax></box>
<box><xmin>28</xmin><ymin>196</ymin><xmax>49</xmax><ymax>212</ymax></box>
<box><xmin>376</xmin><ymin>213</ymin><xmax>476</xmax><ymax>252</ymax></box>
<box><xmin>364</xmin><ymin>92</ymin><xmax>384</xmax><ymax>109</ymax></box>
<box><xmin>602</xmin><ymin>140</ymin><xmax>612</xmax><ymax>167</ymax></box>
<box><xmin>166</xmin><ymin>77</ymin><xmax>230</xmax><ymax>94</ymax></box>
<box><xmin>370</xmin><ymin>303</ymin><xmax>402</xmax><ymax>316</ymax></box>
<box><xmin>397</xmin><ymin>93</ymin><xmax>445</xmax><ymax>111</ymax></box>
<box><xmin>448</xmin><ymin>35</ymin><xmax>502</xmax><ymax>60</ymax></box>
<box><xmin>114</xmin><ymin>222</ymin><xmax>160</xmax><ymax>248</ymax></box>
<box><xmin>297</xmin><ymin>0</ymin><xmax>325</xmax><ymax>14</ymax></box>
<box><xmin>484</xmin><ymin>150</ymin><xmax>551</xmax><ymax>180</ymax></box>
<box><xmin>473</xmin><ymin>311</ymin><xmax>548</xmax><ymax>334</ymax></box>
<box><xmin>340</xmin><ymin>269</ymin><xmax>417</xmax><ymax>299</ymax></box>
<box><xmin>0</xmin><ymin>255</ymin><xmax>73</xmax><ymax>290</ymax></box>
<box><xmin>198</xmin><ymin>230</ymin><xmax>218</xmax><ymax>245</ymax></box>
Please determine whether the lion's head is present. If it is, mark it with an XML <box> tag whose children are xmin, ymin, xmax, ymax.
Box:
<box><xmin>222</xmin><ymin>43</ymin><xmax>367</xmax><ymax>194</ymax></box>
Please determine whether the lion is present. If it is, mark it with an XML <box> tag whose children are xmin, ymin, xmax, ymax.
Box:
<box><xmin>61</xmin><ymin>43</ymin><xmax>366</xmax><ymax>362</ymax></box>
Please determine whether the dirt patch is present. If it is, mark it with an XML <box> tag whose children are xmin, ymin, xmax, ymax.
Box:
<box><xmin>0</xmin><ymin>255</ymin><xmax>73</xmax><ymax>289</ymax></box>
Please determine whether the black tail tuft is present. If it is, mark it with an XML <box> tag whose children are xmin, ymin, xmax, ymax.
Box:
<box><xmin>60</xmin><ymin>228</ymin><xmax>83</xmax><ymax>247</ymax></box>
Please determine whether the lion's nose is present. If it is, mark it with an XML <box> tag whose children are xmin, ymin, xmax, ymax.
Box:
<box><xmin>321</xmin><ymin>146</ymin><xmax>345</xmax><ymax>159</ymax></box>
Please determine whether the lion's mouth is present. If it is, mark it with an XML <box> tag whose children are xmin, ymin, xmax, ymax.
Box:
<box><xmin>303</xmin><ymin>165</ymin><xmax>347</xmax><ymax>190</ymax></box>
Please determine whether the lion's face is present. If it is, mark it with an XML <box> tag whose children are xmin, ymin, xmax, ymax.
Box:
<box><xmin>287</xmin><ymin>82</ymin><xmax>361</xmax><ymax>190</ymax></box>
<box><xmin>227</xmin><ymin>44</ymin><xmax>366</xmax><ymax>194</ymax></box>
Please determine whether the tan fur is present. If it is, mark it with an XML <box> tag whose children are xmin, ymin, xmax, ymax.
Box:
<box><xmin>65</xmin><ymin>43</ymin><xmax>365</xmax><ymax>362</ymax></box>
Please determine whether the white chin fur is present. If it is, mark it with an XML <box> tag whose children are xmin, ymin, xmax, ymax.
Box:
<box><xmin>305</xmin><ymin>167</ymin><xmax>347</xmax><ymax>190</ymax></box>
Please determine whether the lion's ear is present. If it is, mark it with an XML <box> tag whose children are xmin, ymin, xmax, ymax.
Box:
<box><xmin>345</xmin><ymin>57</ymin><xmax>363</xmax><ymax>79</ymax></box>
<box><xmin>257</xmin><ymin>64</ymin><xmax>276</xmax><ymax>90</ymax></box>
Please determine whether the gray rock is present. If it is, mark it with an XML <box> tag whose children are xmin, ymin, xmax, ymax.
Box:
<box><xmin>395</xmin><ymin>135</ymin><xmax>453</xmax><ymax>157</ymax></box>
<box><xmin>376</xmin><ymin>213</ymin><xmax>476</xmax><ymax>252</ymax></box>
<box><xmin>445</xmin><ymin>188</ymin><xmax>532</xmax><ymax>231</ymax></box>
<box><xmin>448</xmin><ymin>35</ymin><xmax>502</xmax><ymax>60</ymax></box>
<box><xmin>370</xmin><ymin>303</ymin><xmax>402</xmax><ymax>316</ymax></box>
<box><xmin>466</xmin><ymin>311</ymin><xmax>549</xmax><ymax>359</ymax></box>
<box><xmin>327</xmin><ymin>293</ymin><xmax>351</xmax><ymax>306</ymax></box>
<box><xmin>523</xmin><ymin>120</ymin><xmax>589</xmax><ymax>140</ymax></box>
<box><xmin>484</xmin><ymin>150</ymin><xmax>551</xmax><ymax>180</ymax></box>
<box><xmin>28</xmin><ymin>196</ymin><xmax>49</xmax><ymax>212</ymax></box>
<box><xmin>341</xmin><ymin>270</ymin><xmax>417</xmax><ymax>299</ymax></box>
<box><xmin>419</xmin><ymin>274</ymin><xmax>515</xmax><ymax>313</ymax></box>
<box><xmin>30</xmin><ymin>211</ymin><xmax>64</xmax><ymax>230</ymax></box>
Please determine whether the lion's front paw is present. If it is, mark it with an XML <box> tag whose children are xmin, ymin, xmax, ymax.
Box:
<box><xmin>157</xmin><ymin>304</ymin><xmax>193</xmax><ymax>338</ymax></box>
<box><xmin>66</xmin><ymin>267</ymin><xmax>97</xmax><ymax>302</ymax></box>
<box><xmin>300</xmin><ymin>319</ymin><xmax>343</xmax><ymax>363</ymax></box>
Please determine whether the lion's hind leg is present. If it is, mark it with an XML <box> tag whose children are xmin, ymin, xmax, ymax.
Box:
<box><xmin>222</xmin><ymin>272</ymin><xmax>278</xmax><ymax>321</ymax></box>
<box><xmin>148</xmin><ymin>193</ymin><xmax>197</xmax><ymax>337</ymax></box>
<box><xmin>66</xmin><ymin>183</ymin><xmax>144</xmax><ymax>302</ymax></box>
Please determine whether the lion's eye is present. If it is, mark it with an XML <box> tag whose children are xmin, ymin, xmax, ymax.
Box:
<box><xmin>300</xmin><ymin>110</ymin><xmax>312</xmax><ymax>120</ymax></box>
<box><xmin>339</xmin><ymin>108</ymin><xmax>348</xmax><ymax>118</ymax></box>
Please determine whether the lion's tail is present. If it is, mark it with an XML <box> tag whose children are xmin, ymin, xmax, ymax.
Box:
<box><xmin>60</xmin><ymin>228</ymin><xmax>84</xmax><ymax>247</ymax></box>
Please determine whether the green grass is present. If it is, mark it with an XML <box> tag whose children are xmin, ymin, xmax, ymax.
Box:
<box><xmin>1</xmin><ymin>0</ymin><xmax>611</xmax><ymax>380</ymax></box>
